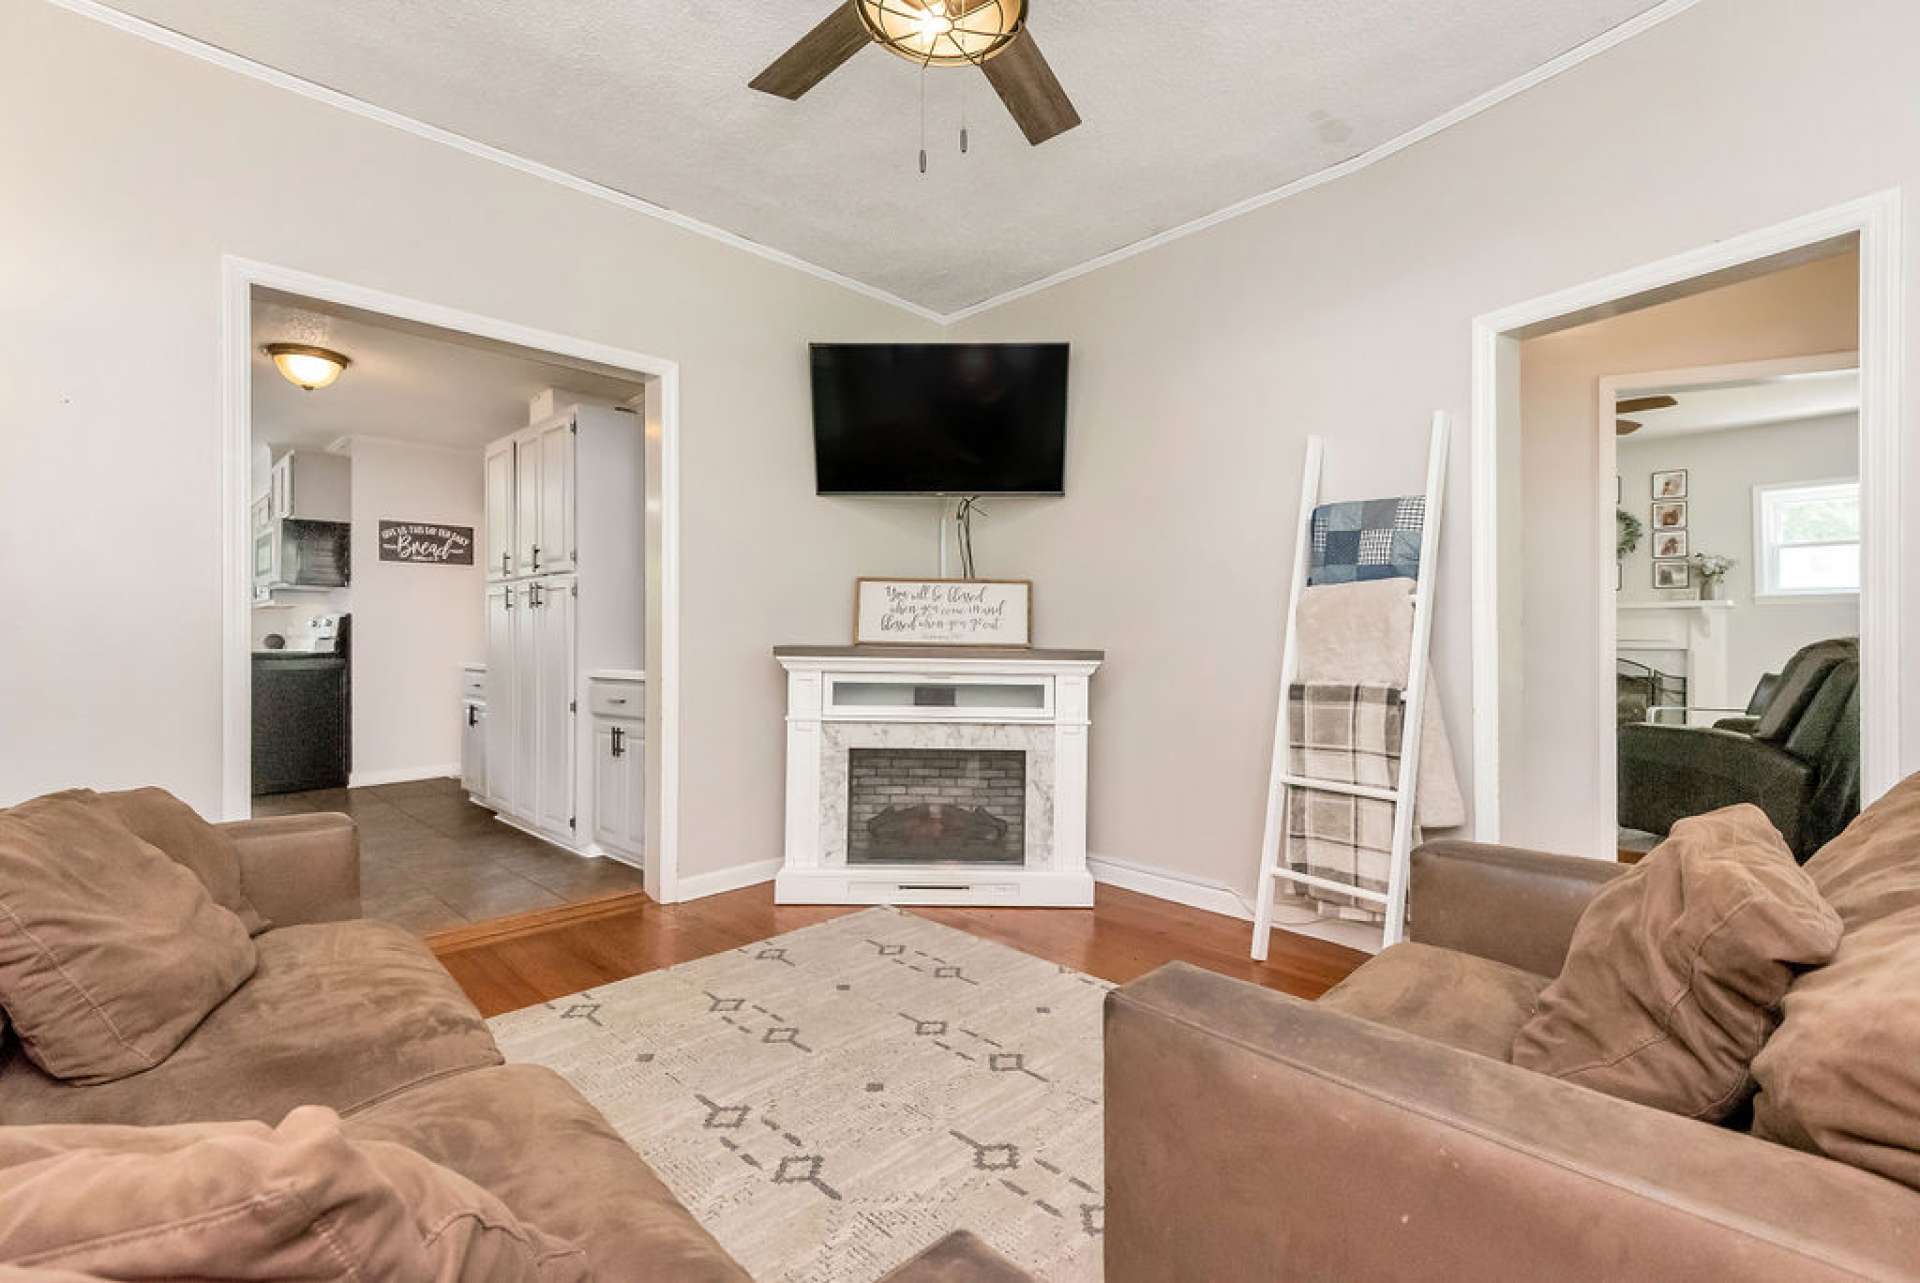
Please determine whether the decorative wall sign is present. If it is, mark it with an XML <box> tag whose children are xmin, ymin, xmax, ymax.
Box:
<box><xmin>854</xmin><ymin>578</ymin><xmax>1032</xmax><ymax>648</ymax></box>
<box><xmin>377</xmin><ymin>521</ymin><xmax>475</xmax><ymax>565</ymax></box>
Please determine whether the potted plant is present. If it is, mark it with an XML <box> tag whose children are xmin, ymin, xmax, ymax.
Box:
<box><xmin>1688</xmin><ymin>552</ymin><xmax>1736</xmax><ymax>600</ymax></box>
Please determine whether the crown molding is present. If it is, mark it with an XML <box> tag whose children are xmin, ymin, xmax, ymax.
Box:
<box><xmin>51</xmin><ymin>0</ymin><xmax>1701</xmax><ymax>327</ymax></box>
<box><xmin>42</xmin><ymin>0</ymin><xmax>947</xmax><ymax>325</ymax></box>
<box><xmin>940</xmin><ymin>0</ymin><xmax>1705</xmax><ymax>323</ymax></box>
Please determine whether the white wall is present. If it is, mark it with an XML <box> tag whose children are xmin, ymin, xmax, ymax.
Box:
<box><xmin>0</xmin><ymin>0</ymin><xmax>937</xmax><ymax>884</ymax></box>
<box><xmin>950</xmin><ymin>0</ymin><xmax>1920</xmax><ymax>893</ymax></box>
<box><xmin>1617</xmin><ymin>414</ymin><xmax>1859</xmax><ymax>704</ymax></box>
<box><xmin>5</xmin><ymin>0</ymin><xmax>1920</xmax><ymax>901</ymax></box>
<box><xmin>1510</xmin><ymin>254</ymin><xmax>1858</xmax><ymax>851</ymax></box>
<box><xmin>343</xmin><ymin>438</ymin><xmax>485</xmax><ymax>783</ymax></box>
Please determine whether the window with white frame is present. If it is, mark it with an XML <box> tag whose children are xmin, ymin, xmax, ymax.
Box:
<box><xmin>1753</xmin><ymin>479</ymin><xmax>1860</xmax><ymax>597</ymax></box>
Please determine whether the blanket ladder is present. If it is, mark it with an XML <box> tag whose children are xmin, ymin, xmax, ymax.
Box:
<box><xmin>1251</xmin><ymin>412</ymin><xmax>1450</xmax><ymax>957</ymax></box>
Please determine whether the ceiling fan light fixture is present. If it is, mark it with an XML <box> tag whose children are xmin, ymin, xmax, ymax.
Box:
<box><xmin>264</xmin><ymin>343</ymin><xmax>350</xmax><ymax>392</ymax></box>
<box><xmin>857</xmin><ymin>0</ymin><xmax>1027</xmax><ymax>67</ymax></box>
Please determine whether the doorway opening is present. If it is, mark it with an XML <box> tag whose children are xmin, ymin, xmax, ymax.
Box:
<box><xmin>1471</xmin><ymin>192</ymin><xmax>1903</xmax><ymax>858</ymax></box>
<box><xmin>223</xmin><ymin>258</ymin><xmax>684</xmax><ymax>912</ymax></box>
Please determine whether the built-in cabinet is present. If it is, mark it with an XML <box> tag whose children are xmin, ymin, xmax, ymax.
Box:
<box><xmin>268</xmin><ymin>451</ymin><xmax>351</xmax><ymax>523</ymax></box>
<box><xmin>460</xmin><ymin>665</ymin><xmax>486</xmax><ymax>799</ymax></box>
<box><xmin>473</xmin><ymin>404</ymin><xmax>645</xmax><ymax>860</ymax></box>
<box><xmin>590</xmin><ymin>675</ymin><xmax>646</xmax><ymax>861</ymax></box>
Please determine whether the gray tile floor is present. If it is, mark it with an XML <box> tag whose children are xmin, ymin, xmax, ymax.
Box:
<box><xmin>252</xmin><ymin>777</ymin><xmax>646</xmax><ymax>933</ymax></box>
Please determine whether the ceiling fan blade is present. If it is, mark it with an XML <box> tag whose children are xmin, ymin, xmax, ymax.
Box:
<box><xmin>980</xmin><ymin>29</ymin><xmax>1081</xmax><ymax>145</ymax></box>
<box><xmin>749</xmin><ymin>2</ymin><xmax>870</xmax><ymax>100</ymax></box>
<box><xmin>1616</xmin><ymin>419</ymin><xmax>1642</xmax><ymax>435</ymax></box>
<box><xmin>1615</xmin><ymin>395</ymin><xmax>1678</xmax><ymax>414</ymax></box>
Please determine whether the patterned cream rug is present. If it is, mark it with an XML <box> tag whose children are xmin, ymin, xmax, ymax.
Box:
<box><xmin>488</xmin><ymin>906</ymin><xmax>1107</xmax><ymax>1283</ymax></box>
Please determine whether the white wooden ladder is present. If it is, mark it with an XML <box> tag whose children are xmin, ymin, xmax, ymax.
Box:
<box><xmin>1251</xmin><ymin>412</ymin><xmax>1450</xmax><ymax>958</ymax></box>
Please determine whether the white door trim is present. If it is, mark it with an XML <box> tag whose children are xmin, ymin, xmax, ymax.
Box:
<box><xmin>221</xmin><ymin>256</ymin><xmax>686</xmax><ymax>903</ymax></box>
<box><xmin>1594</xmin><ymin>351</ymin><xmax>1861</xmax><ymax>857</ymax></box>
<box><xmin>1471</xmin><ymin>189</ymin><xmax>1904</xmax><ymax>845</ymax></box>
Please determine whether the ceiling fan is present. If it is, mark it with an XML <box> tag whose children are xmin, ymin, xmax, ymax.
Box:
<box><xmin>749</xmin><ymin>1</ymin><xmax>1081</xmax><ymax>147</ymax></box>
<box><xmin>1615</xmin><ymin>395</ymin><xmax>1678</xmax><ymax>435</ymax></box>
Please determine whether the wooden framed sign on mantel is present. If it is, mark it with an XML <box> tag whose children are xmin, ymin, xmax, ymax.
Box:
<box><xmin>854</xmin><ymin>578</ymin><xmax>1033</xmax><ymax>648</ymax></box>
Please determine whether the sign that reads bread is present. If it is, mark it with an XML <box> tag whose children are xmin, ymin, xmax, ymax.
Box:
<box><xmin>854</xmin><ymin>579</ymin><xmax>1032</xmax><ymax>648</ymax></box>
<box><xmin>377</xmin><ymin>521</ymin><xmax>475</xmax><ymax>566</ymax></box>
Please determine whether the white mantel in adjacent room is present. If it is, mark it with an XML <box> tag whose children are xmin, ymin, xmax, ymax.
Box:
<box><xmin>774</xmin><ymin>646</ymin><xmax>1102</xmax><ymax>907</ymax></box>
<box><xmin>1616</xmin><ymin>600</ymin><xmax>1736</xmax><ymax>719</ymax></box>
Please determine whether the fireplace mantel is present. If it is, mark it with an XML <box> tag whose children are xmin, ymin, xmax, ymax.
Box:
<box><xmin>774</xmin><ymin>646</ymin><xmax>1103</xmax><ymax>907</ymax></box>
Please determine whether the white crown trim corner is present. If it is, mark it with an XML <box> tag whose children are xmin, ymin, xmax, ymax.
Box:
<box><xmin>51</xmin><ymin>0</ymin><xmax>1701</xmax><ymax>326</ymax></box>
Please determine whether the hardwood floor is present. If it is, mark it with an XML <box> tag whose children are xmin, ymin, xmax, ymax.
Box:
<box><xmin>432</xmin><ymin>882</ymin><xmax>1368</xmax><ymax>1018</ymax></box>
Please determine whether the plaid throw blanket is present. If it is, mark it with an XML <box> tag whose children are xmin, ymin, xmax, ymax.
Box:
<box><xmin>1285</xmin><ymin>682</ymin><xmax>1406</xmax><ymax>922</ymax></box>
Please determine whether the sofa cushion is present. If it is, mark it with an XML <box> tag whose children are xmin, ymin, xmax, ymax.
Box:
<box><xmin>0</xmin><ymin>795</ymin><xmax>256</xmax><ymax>1085</ymax></box>
<box><xmin>1512</xmin><ymin>805</ymin><xmax>1841</xmax><ymax>1121</ymax></box>
<box><xmin>1317</xmin><ymin>942</ymin><xmax>1548</xmax><ymax>1061</ymax></box>
<box><xmin>1752</xmin><ymin>904</ymin><xmax>1920</xmax><ymax>1191</ymax></box>
<box><xmin>0</xmin><ymin>919</ymin><xmax>499</xmax><ymax>1126</ymax></box>
<box><xmin>1803</xmin><ymin>769</ymin><xmax>1920</xmax><ymax>929</ymax></box>
<box><xmin>0</xmin><ymin>1106</ymin><xmax>586</xmax><ymax>1280</ymax></box>
<box><xmin>344</xmin><ymin>1063</ymin><xmax>751</xmax><ymax>1282</ymax></box>
<box><xmin>94</xmin><ymin>788</ymin><xmax>270</xmax><ymax>935</ymax></box>
<box><xmin>877</xmin><ymin>1230</ymin><xmax>1036</xmax><ymax>1282</ymax></box>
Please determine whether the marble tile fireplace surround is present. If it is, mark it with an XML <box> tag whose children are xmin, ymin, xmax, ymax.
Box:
<box><xmin>773</xmin><ymin>645</ymin><xmax>1104</xmax><ymax>906</ymax></box>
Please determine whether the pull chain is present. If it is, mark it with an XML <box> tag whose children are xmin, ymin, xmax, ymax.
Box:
<box><xmin>918</xmin><ymin>65</ymin><xmax>928</xmax><ymax>174</ymax></box>
<box><xmin>960</xmin><ymin>72</ymin><xmax>969</xmax><ymax>155</ymax></box>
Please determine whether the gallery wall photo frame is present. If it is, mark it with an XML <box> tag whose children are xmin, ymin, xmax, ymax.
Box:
<box><xmin>853</xmin><ymin>578</ymin><xmax>1033</xmax><ymax>648</ymax></box>
<box><xmin>1651</xmin><ymin>500</ymin><xmax>1688</xmax><ymax>530</ymax></box>
<box><xmin>1652</xmin><ymin>469</ymin><xmax>1689</xmax><ymax>500</ymax></box>
<box><xmin>1652</xmin><ymin>530</ymin><xmax>1689</xmax><ymax>560</ymax></box>
<box><xmin>1653</xmin><ymin>561</ymin><xmax>1690</xmax><ymax>590</ymax></box>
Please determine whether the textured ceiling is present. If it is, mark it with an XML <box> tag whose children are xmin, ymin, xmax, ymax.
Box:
<box><xmin>252</xmin><ymin>292</ymin><xmax>644</xmax><ymax>451</ymax></box>
<box><xmin>108</xmin><ymin>0</ymin><xmax>1665</xmax><ymax>315</ymax></box>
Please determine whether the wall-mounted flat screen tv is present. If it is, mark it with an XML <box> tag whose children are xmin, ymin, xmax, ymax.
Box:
<box><xmin>810</xmin><ymin>343</ymin><xmax>1068</xmax><ymax>495</ymax></box>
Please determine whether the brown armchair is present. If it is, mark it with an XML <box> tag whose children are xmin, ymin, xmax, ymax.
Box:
<box><xmin>1102</xmin><ymin>839</ymin><xmax>1920</xmax><ymax>1282</ymax></box>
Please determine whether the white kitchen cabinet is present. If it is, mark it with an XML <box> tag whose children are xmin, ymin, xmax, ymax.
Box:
<box><xmin>513</xmin><ymin>434</ymin><xmax>542</xmax><ymax>577</ymax></box>
<box><xmin>531</xmin><ymin>576</ymin><xmax>577</xmax><ymax>840</ymax></box>
<box><xmin>461</xmin><ymin>698</ymin><xmax>486</xmax><ymax>798</ymax></box>
<box><xmin>536</xmin><ymin>417</ymin><xmax>575</xmax><ymax>574</ymax></box>
<box><xmin>484</xmin><ymin>441</ymin><xmax>514</xmax><ymax>581</ymax></box>
<box><xmin>269</xmin><ymin>451</ymin><xmax>350</xmax><ymax>523</ymax></box>
<box><xmin>590</xmin><ymin>677</ymin><xmax>645</xmax><ymax>861</ymax></box>
<box><xmin>484</xmin><ymin>583</ymin><xmax>518</xmax><ymax>811</ymax></box>
<box><xmin>477</xmin><ymin>403</ymin><xmax>642</xmax><ymax>859</ymax></box>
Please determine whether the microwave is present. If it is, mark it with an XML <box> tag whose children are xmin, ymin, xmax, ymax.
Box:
<box><xmin>255</xmin><ymin>518</ymin><xmax>350</xmax><ymax>591</ymax></box>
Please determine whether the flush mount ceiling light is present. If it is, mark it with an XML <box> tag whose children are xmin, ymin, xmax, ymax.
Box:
<box><xmin>856</xmin><ymin>0</ymin><xmax>1026</xmax><ymax>67</ymax></box>
<box><xmin>264</xmin><ymin>343</ymin><xmax>350</xmax><ymax>392</ymax></box>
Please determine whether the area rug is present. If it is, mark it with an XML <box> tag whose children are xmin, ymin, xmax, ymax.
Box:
<box><xmin>487</xmin><ymin>906</ymin><xmax>1108</xmax><ymax>1283</ymax></box>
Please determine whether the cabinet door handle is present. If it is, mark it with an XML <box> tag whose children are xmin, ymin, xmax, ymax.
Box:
<box><xmin>531</xmin><ymin>544</ymin><xmax>541</xmax><ymax>571</ymax></box>
<box><xmin>501</xmin><ymin>551</ymin><xmax>510</xmax><ymax>574</ymax></box>
<box><xmin>611</xmin><ymin>726</ymin><xmax>624</xmax><ymax>758</ymax></box>
<box><xmin>503</xmin><ymin>587</ymin><xmax>514</xmax><ymax>610</ymax></box>
<box><xmin>467</xmin><ymin>705</ymin><xmax>478</xmax><ymax>727</ymax></box>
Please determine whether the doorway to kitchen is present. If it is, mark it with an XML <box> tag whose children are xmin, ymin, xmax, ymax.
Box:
<box><xmin>225</xmin><ymin>258</ymin><xmax>685</xmax><ymax>921</ymax></box>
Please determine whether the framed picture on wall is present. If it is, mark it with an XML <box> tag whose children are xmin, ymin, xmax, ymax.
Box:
<box><xmin>1652</xmin><ymin>469</ymin><xmax>1689</xmax><ymax>499</ymax></box>
<box><xmin>1653</xmin><ymin>560</ymin><xmax>1690</xmax><ymax>590</ymax></box>
<box><xmin>1651</xmin><ymin>500</ymin><xmax>1688</xmax><ymax>530</ymax></box>
<box><xmin>1653</xmin><ymin>530</ymin><xmax>1689</xmax><ymax>559</ymax></box>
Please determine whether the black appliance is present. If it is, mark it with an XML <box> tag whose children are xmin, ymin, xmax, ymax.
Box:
<box><xmin>251</xmin><ymin>616</ymin><xmax>351</xmax><ymax>796</ymax></box>
<box><xmin>809</xmin><ymin>343</ymin><xmax>1069</xmax><ymax>495</ymax></box>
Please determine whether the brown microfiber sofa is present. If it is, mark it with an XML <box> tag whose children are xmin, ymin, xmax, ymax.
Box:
<box><xmin>0</xmin><ymin>802</ymin><xmax>1028</xmax><ymax>1282</ymax></box>
<box><xmin>1104</xmin><ymin>787</ymin><xmax>1920</xmax><ymax>1282</ymax></box>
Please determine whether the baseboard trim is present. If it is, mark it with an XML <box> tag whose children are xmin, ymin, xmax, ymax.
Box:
<box><xmin>1087</xmin><ymin>854</ymin><xmax>1255</xmax><ymax>921</ymax></box>
<box><xmin>424</xmin><ymin>890</ymin><xmax>648</xmax><ymax>956</ymax></box>
<box><xmin>674</xmin><ymin>858</ymin><xmax>783</xmax><ymax>903</ymax></box>
<box><xmin>348</xmin><ymin>764</ymin><xmax>460</xmax><ymax>789</ymax></box>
